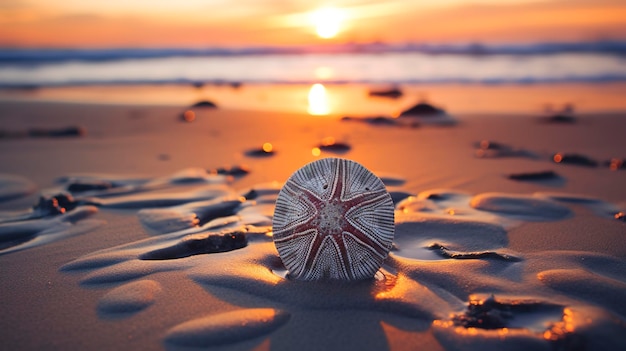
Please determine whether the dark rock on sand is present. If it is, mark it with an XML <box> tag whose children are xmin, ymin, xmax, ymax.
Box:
<box><xmin>452</xmin><ymin>295</ymin><xmax>562</xmax><ymax>330</ymax></box>
<box><xmin>366</xmin><ymin>116</ymin><xmax>401</xmax><ymax>126</ymax></box>
<box><xmin>542</xmin><ymin>114</ymin><xmax>577</xmax><ymax>124</ymax></box>
<box><xmin>211</xmin><ymin>164</ymin><xmax>251</xmax><ymax>177</ymax></box>
<box><xmin>474</xmin><ymin>140</ymin><xmax>536</xmax><ymax>158</ymax></box>
<box><xmin>1</xmin><ymin>126</ymin><xmax>86</xmax><ymax>139</ymax></box>
<box><xmin>427</xmin><ymin>243</ymin><xmax>521</xmax><ymax>262</ymax></box>
<box><xmin>424</xmin><ymin>193</ymin><xmax>447</xmax><ymax>201</ymax></box>
<box><xmin>399</xmin><ymin>101</ymin><xmax>456</xmax><ymax>125</ymax></box>
<box><xmin>605</xmin><ymin>158</ymin><xmax>625</xmax><ymax>171</ymax></box>
<box><xmin>66</xmin><ymin>180</ymin><xmax>115</xmax><ymax>193</ymax></box>
<box><xmin>552</xmin><ymin>153</ymin><xmax>598</xmax><ymax>167</ymax></box>
<box><xmin>245</xmin><ymin>143</ymin><xmax>275</xmax><ymax>157</ymax></box>
<box><xmin>541</xmin><ymin>103</ymin><xmax>576</xmax><ymax>124</ymax></box>
<box><xmin>29</xmin><ymin>126</ymin><xmax>86</xmax><ymax>138</ymax></box>
<box><xmin>399</xmin><ymin>102</ymin><xmax>443</xmax><ymax>117</ymax></box>
<box><xmin>191</xmin><ymin>100</ymin><xmax>218</xmax><ymax>108</ymax></box>
<box><xmin>241</xmin><ymin>189</ymin><xmax>259</xmax><ymax>200</ymax></box>
<box><xmin>507</xmin><ymin>170</ymin><xmax>560</xmax><ymax>181</ymax></box>
<box><xmin>245</xmin><ymin>150</ymin><xmax>274</xmax><ymax>157</ymax></box>
<box><xmin>140</xmin><ymin>230</ymin><xmax>247</xmax><ymax>260</ymax></box>
<box><xmin>342</xmin><ymin>116</ymin><xmax>419</xmax><ymax>128</ymax></box>
<box><xmin>317</xmin><ymin>137</ymin><xmax>351</xmax><ymax>154</ymax></box>
<box><xmin>475</xmin><ymin>140</ymin><xmax>509</xmax><ymax>151</ymax></box>
<box><xmin>33</xmin><ymin>193</ymin><xmax>79</xmax><ymax>216</ymax></box>
<box><xmin>368</xmin><ymin>87</ymin><xmax>403</xmax><ymax>99</ymax></box>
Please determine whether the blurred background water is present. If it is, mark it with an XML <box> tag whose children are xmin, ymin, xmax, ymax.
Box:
<box><xmin>0</xmin><ymin>43</ymin><xmax>625</xmax><ymax>87</ymax></box>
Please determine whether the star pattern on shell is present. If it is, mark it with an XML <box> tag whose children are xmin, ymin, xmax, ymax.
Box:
<box><xmin>272</xmin><ymin>158</ymin><xmax>395</xmax><ymax>280</ymax></box>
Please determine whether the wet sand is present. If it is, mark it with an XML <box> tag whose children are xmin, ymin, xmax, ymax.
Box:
<box><xmin>0</xmin><ymin>99</ymin><xmax>625</xmax><ymax>350</ymax></box>
<box><xmin>3</xmin><ymin>82</ymin><xmax>626</xmax><ymax>116</ymax></box>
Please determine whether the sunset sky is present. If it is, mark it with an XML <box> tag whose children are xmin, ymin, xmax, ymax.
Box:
<box><xmin>1</xmin><ymin>0</ymin><xmax>625</xmax><ymax>48</ymax></box>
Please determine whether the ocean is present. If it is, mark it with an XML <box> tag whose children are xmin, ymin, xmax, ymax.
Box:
<box><xmin>0</xmin><ymin>41</ymin><xmax>625</xmax><ymax>87</ymax></box>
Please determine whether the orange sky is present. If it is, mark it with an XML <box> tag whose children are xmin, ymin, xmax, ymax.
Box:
<box><xmin>1</xmin><ymin>0</ymin><xmax>625</xmax><ymax>48</ymax></box>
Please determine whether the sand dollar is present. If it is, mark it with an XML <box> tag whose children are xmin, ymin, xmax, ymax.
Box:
<box><xmin>273</xmin><ymin>158</ymin><xmax>395</xmax><ymax>280</ymax></box>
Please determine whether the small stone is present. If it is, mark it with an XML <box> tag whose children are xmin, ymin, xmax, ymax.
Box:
<box><xmin>427</xmin><ymin>243</ymin><xmax>521</xmax><ymax>261</ymax></box>
<box><xmin>66</xmin><ymin>180</ymin><xmax>114</xmax><ymax>193</ymax></box>
<box><xmin>552</xmin><ymin>153</ymin><xmax>598</xmax><ymax>167</ymax></box>
<box><xmin>140</xmin><ymin>230</ymin><xmax>247</xmax><ymax>260</ymax></box>
<box><xmin>399</xmin><ymin>101</ymin><xmax>443</xmax><ymax>117</ymax></box>
<box><xmin>245</xmin><ymin>143</ymin><xmax>275</xmax><ymax>157</ymax></box>
<box><xmin>191</xmin><ymin>100</ymin><xmax>217</xmax><ymax>108</ymax></box>
<box><xmin>605</xmin><ymin>158</ymin><xmax>625</xmax><ymax>171</ymax></box>
<box><xmin>368</xmin><ymin>87</ymin><xmax>403</xmax><ymax>99</ymax></box>
<box><xmin>179</xmin><ymin>110</ymin><xmax>196</xmax><ymax>122</ymax></box>
<box><xmin>33</xmin><ymin>193</ymin><xmax>78</xmax><ymax>216</ymax></box>
<box><xmin>507</xmin><ymin>170</ymin><xmax>559</xmax><ymax>181</ymax></box>
<box><xmin>543</xmin><ymin>114</ymin><xmax>576</xmax><ymax>124</ymax></box>
<box><xmin>28</xmin><ymin>126</ymin><xmax>86</xmax><ymax>138</ymax></box>
<box><xmin>211</xmin><ymin>164</ymin><xmax>251</xmax><ymax>177</ymax></box>
<box><xmin>317</xmin><ymin>137</ymin><xmax>351</xmax><ymax>154</ymax></box>
<box><xmin>474</xmin><ymin>140</ymin><xmax>534</xmax><ymax>158</ymax></box>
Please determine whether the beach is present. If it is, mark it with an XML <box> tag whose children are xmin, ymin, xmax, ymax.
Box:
<box><xmin>2</xmin><ymin>0</ymin><xmax>626</xmax><ymax>348</ymax></box>
<box><xmin>1</xmin><ymin>90</ymin><xmax>625</xmax><ymax>350</ymax></box>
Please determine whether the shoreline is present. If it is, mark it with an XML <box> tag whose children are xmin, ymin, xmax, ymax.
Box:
<box><xmin>1</xmin><ymin>82</ymin><xmax>626</xmax><ymax>116</ymax></box>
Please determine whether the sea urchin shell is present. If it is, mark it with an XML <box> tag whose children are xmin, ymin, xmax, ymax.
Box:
<box><xmin>272</xmin><ymin>158</ymin><xmax>395</xmax><ymax>280</ymax></box>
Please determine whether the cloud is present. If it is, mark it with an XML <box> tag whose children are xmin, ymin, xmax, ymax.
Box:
<box><xmin>1</xmin><ymin>0</ymin><xmax>624</xmax><ymax>47</ymax></box>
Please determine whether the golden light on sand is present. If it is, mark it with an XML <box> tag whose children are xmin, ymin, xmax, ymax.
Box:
<box><xmin>307</xmin><ymin>83</ymin><xmax>330</xmax><ymax>115</ymax></box>
<box><xmin>311</xmin><ymin>147</ymin><xmax>321</xmax><ymax>157</ymax></box>
<box><xmin>262</xmin><ymin>142</ymin><xmax>273</xmax><ymax>153</ymax></box>
<box><xmin>310</xmin><ymin>7</ymin><xmax>344</xmax><ymax>39</ymax></box>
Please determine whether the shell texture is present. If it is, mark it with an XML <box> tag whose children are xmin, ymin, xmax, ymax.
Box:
<box><xmin>272</xmin><ymin>158</ymin><xmax>395</xmax><ymax>280</ymax></box>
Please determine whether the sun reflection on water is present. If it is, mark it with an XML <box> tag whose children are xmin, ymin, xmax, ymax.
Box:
<box><xmin>307</xmin><ymin>83</ymin><xmax>330</xmax><ymax>115</ymax></box>
<box><xmin>314</xmin><ymin>66</ymin><xmax>334</xmax><ymax>80</ymax></box>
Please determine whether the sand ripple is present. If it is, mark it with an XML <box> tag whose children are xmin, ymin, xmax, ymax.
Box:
<box><xmin>137</xmin><ymin>195</ymin><xmax>244</xmax><ymax>234</ymax></box>
<box><xmin>164</xmin><ymin>308</ymin><xmax>290</xmax><ymax>347</ymax></box>
<box><xmin>0</xmin><ymin>174</ymin><xmax>36</xmax><ymax>202</ymax></box>
<box><xmin>0</xmin><ymin>206</ymin><xmax>103</xmax><ymax>255</ymax></box>
<box><xmin>470</xmin><ymin>193</ymin><xmax>571</xmax><ymax>220</ymax></box>
<box><xmin>55</xmin><ymin>179</ymin><xmax>626</xmax><ymax>349</ymax></box>
<box><xmin>538</xmin><ymin>268</ymin><xmax>626</xmax><ymax>317</ymax></box>
<box><xmin>97</xmin><ymin>279</ymin><xmax>161</xmax><ymax>315</ymax></box>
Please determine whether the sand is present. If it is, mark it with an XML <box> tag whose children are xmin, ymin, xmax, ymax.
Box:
<box><xmin>0</xmin><ymin>97</ymin><xmax>625</xmax><ymax>350</ymax></box>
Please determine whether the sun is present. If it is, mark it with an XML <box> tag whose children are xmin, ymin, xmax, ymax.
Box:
<box><xmin>310</xmin><ymin>7</ymin><xmax>344</xmax><ymax>39</ymax></box>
